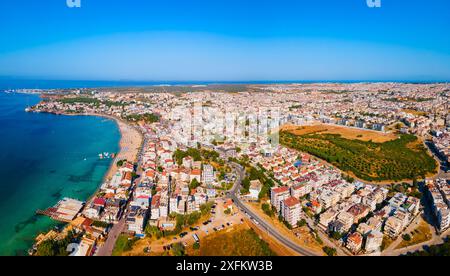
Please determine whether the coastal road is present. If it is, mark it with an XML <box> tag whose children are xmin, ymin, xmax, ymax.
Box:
<box><xmin>227</xmin><ymin>162</ymin><xmax>320</xmax><ymax>256</ymax></box>
<box><xmin>96</xmin><ymin>215</ymin><xmax>127</xmax><ymax>256</ymax></box>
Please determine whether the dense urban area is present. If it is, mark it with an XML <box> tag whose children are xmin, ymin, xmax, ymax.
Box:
<box><xmin>18</xmin><ymin>82</ymin><xmax>450</xmax><ymax>256</ymax></box>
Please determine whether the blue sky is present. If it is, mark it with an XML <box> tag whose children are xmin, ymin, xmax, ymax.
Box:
<box><xmin>0</xmin><ymin>0</ymin><xmax>449</xmax><ymax>81</ymax></box>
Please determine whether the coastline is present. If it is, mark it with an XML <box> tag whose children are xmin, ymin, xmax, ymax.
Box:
<box><xmin>36</xmin><ymin>110</ymin><xmax>144</xmax><ymax>194</ymax></box>
<box><xmin>28</xmin><ymin>109</ymin><xmax>144</xmax><ymax>252</ymax></box>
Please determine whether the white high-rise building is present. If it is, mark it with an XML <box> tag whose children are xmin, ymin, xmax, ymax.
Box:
<box><xmin>202</xmin><ymin>164</ymin><xmax>215</xmax><ymax>185</ymax></box>
<box><xmin>281</xmin><ymin>196</ymin><xmax>301</xmax><ymax>227</ymax></box>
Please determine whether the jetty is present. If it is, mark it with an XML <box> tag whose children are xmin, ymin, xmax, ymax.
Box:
<box><xmin>36</xmin><ymin>198</ymin><xmax>85</xmax><ymax>223</ymax></box>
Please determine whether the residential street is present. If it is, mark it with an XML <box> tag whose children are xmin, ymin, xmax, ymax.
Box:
<box><xmin>227</xmin><ymin>162</ymin><xmax>320</xmax><ymax>256</ymax></box>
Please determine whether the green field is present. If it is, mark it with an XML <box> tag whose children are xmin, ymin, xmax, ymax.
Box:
<box><xmin>280</xmin><ymin>131</ymin><xmax>437</xmax><ymax>182</ymax></box>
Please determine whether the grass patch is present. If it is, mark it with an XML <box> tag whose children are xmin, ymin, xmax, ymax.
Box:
<box><xmin>381</xmin><ymin>236</ymin><xmax>394</xmax><ymax>251</ymax></box>
<box><xmin>112</xmin><ymin>234</ymin><xmax>138</xmax><ymax>256</ymax></box>
<box><xmin>396</xmin><ymin>221</ymin><xmax>432</xmax><ymax>249</ymax></box>
<box><xmin>191</xmin><ymin>228</ymin><xmax>276</xmax><ymax>256</ymax></box>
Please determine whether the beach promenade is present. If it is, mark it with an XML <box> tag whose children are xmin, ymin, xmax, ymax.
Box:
<box><xmin>103</xmin><ymin>118</ymin><xmax>143</xmax><ymax>181</ymax></box>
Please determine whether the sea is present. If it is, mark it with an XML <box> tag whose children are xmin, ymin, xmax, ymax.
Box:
<box><xmin>0</xmin><ymin>92</ymin><xmax>120</xmax><ymax>256</ymax></box>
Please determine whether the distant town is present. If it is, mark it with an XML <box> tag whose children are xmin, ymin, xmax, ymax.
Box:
<box><xmin>21</xmin><ymin>82</ymin><xmax>450</xmax><ymax>256</ymax></box>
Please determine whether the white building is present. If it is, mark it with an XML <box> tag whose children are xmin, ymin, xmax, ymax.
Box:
<box><xmin>365</xmin><ymin>230</ymin><xmax>383</xmax><ymax>253</ymax></box>
<box><xmin>249</xmin><ymin>180</ymin><xmax>262</xmax><ymax>200</ymax></box>
<box><xmin>202</xmin><ymin>164</ymin><xmax>215</xmax><ymax>185</ymax></box>
<box><xmin>281</xmin><ymin>197</ymin><xmax>301</xmax><ymax>227</ymax></box>
<box><xmin>271</xmin><ymin>186</ymin><xmax>290</xmax><ymax>213</ymax></box>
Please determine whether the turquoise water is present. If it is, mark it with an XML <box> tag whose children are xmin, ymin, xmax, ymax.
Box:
<box><xmin>0</xmin><ymin>92</ymin><xmax>120</xmax><ymax>255</ymax></box>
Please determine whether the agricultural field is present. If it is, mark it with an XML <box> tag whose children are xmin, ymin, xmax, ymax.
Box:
<box><xmin>280</xmin><ymin>128</ymin><xmax>438</xmax><ymax>182</ymax></box>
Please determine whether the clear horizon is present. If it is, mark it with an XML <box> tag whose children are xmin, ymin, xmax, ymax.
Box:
<box><xmin>1</xmin><ymin>0</ymin><xmax>449</xmax><ymax>81</ymax></box>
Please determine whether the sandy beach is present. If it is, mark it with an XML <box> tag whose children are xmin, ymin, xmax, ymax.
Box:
<box><xmin>101</xmin><ymin>116</ymin><xmax>144</xmax><ymax>181</ymax></box>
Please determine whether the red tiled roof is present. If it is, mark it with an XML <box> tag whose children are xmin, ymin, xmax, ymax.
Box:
<box><xmin>348</xmin><ymin>232</ymin><xmax>363</xmax><ymax>244</ymax></box>
<box><xmin>272</xmin><ymin>186</ymin><xmax>289</xmax><ymax>194</ymax></box>
<box><xmin>93</xmin><ymin>198</ymin><xmax>106</xmax><ymax>206</ymax></box>
<box><xmin>283</xmin><ymin>196</ymin><xmax>300</xmax><ymax>207</ymax></box>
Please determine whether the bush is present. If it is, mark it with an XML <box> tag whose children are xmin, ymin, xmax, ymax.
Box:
<box><xmin>323</xmin><ymin>246</ymin><xmax>337</xmax><ymax>256</ymax></box>
<box><xmin>297</xmin><ymin>219</ymin><xmax>307</xmax><ymax>228</ymax></box>
<box><xmin>190</xmin><ymin>178</ymin><xmax>201</xmax><ymax>190</ymax></box>
<box><xmin>171</xmin><ymin>242</ymin><xmax>186</xmax><ymax>256</ymax></box>
<box><xmin>92</xmin><ymin>220</ymin><xmax>110</xmax><ymax>229</ymax></box>
<box><xmin>145</xmin><ymin>225</ymin><xmax>164</xmax><ymax>239</ymax></box>
<box><xmin>193</xmin><ymin>242</ymin><xmax>200</xmax><ymax>250</ymax></box>
<box><xmin>36</xmin><ymin>230</ymin><xmax>79</xmax><ymax>256</ymax></box>
<box><xmin>200</xmin><ymin>202</ymin><xmax>214</xmax><ymax>216</ymax></box>
<box><xmin>261</xmin><ymin>203</ymin><xmax>274</xmax><ymax>217</ymax></box>
<box><xmin>402</xmin><ymin>234</ymin><xmax>411</xmax><ymax>241</ymax></box>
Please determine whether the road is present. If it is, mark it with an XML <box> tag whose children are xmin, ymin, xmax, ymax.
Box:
<box><xmin>96</xmin><ymin>137</ymin><xmax>148</xmax><ymax>256</ymax></box>
<box><xmin>226</xmin><ymin>162</ymin><xmax>320</xmax><ymax>256</ymax></box>
<box><xmin>96</xmin><ymin>215</ymin><xmax>127</xmax><ymax>256</ymax></box>
<box><xmin>96</xmin><ymin>174</ymin><xmax>140</xmax><ymax>256</ymax></box>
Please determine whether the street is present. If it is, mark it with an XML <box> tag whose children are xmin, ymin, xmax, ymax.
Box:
<box><xmin>227</xmin><ymin>162</ymin><xmax>320</xmax><ymax>256</ymax></box>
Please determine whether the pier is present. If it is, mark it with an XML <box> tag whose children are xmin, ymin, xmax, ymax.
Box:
<box><xmin>36</xmin><ymin>198</ymin><xmax>85</xmax><ymax>223</ymax></box>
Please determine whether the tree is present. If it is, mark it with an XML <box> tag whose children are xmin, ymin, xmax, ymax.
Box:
<box><xmin>297</xmin><ymin>219</ymin><xmax>307</xmax><ymax>228</ymax></box>
<box><xmin>36</xmin><ymin>230</ymin><xmax>78</xmax><ymax>256</ymax></box>
<box><xmin>261</xmin><ymin>203</ymin><xmax>274</xmax><ymax>217</ymax></box>
<box><xmin>190</xmin><ymin>178</ymin><xmax>201</xmax><ymax>190</ymax></box>
<box><xmin>330</xmin><ymin>231</ymin><xmax>343</xmax><ymax>241</ymax></box>
<box><xmin>193</xmin><ymin>242</ymin><xmax>200</xmax><ymax>250</ymax></box>
<box><xmin>171</xmin><ymin>243</ymin><xmax>186</xmax><ymax>256</ymax></box>
<box><xmin>402</xmin><ymin>234</ymin><xmax>411</xmax><ymax>242</ymax></box>
<box><xmin>145</xmin><ymin>225</ymin><xmax>164</xmax><ymax>239</ymax></box>
<box><xmin>323</xmin><ymin>246</ymin><xmax>337</xmax><ymax>256</ymax></box>
<box><xmin>200</xmin><ymin>202</ymin><xmax>214</xmax><ymax>216</ymax></box>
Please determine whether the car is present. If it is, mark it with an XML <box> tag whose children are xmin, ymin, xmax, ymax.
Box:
<box><xmin>213</xmin><ymin>227</ymin><xmax>218</xmax><ymax>231</ymax></box>
<box><xmin>221</xmin><ymin>224</ymin><xmax>225</xmax><ymax>228</ymax></box>
<box><xmin>211</xmin><ymin>211</ymin><xmax>216</xmax><ymax>214</ymax></box>
<box><xmin>226</xmin><ymin>222</ymin><xmax>230</xmax><ymax>226</ymax></box>
<box><xmin>202</xmin><ymin>221</ymin><xmax>209</xmax><ymax>225</ymax></box>
<box><xmin>179</xmin><ymin>232</ymin><xmax>188</xmax><ymax>238</ymax></box>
